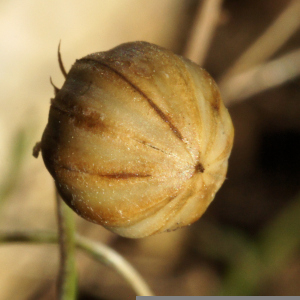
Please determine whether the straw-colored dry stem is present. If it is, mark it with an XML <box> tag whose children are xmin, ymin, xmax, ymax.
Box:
<box><xmin>220</xmin><ymin>0</ymin><xmax>300</xmax><ymax>83</ymax></box>
<box><xmin>220</xmin><ymin>48</ymin><xmax>300</xmax><ymax>105</ymax></box>
<box><xmin>184</xmin><ymin>0</ymin><xmax>223</xmax><ymax>65</ymax></box>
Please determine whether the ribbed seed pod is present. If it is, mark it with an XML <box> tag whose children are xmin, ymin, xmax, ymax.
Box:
<box><xmin>39</xmin><ymin>41</ymin><xmax>234</xmax><ymax>238</ymax></box>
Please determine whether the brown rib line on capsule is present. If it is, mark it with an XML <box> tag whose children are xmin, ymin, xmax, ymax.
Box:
<box><xmin>78</xmin><ymin>58</ymin><xmax>184</xmax><ymax>141</ymax></box>
<box><xmin>51</xmin><ymin>102</ymin><xmax>106</xmax><ymax>134</ymax></box>
<box><xmin>60</xmin><ymin>164</ymin><xmax>151</xmax><ymax>179</ymax></box>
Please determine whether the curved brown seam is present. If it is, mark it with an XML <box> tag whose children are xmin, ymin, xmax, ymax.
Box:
<box><xmin>133</xmin><ymin>138</ymin><xmax>173</xmax><ymax>156</ymax></box>
<box><xmin>60</xmin><ymin>164</ymin><xmax>151</xmax><ymax>179</ymax></box>
<box><xmin>154</xmin><ymin>175</ymin><xmax>205</xmax><ymax>234</ymax></box>
<box><xmin>132</xmin><ymin>177</ymin><xmax>201</xmax><ymax>236</ymax></box>
<box><xmin>116</xmin><ymin>176</ymin><xmax>192</xmax><ymax>229</ymax></box>
<box><xmin>60</xmin><ymin>162</ymin><xmax>187</xmax><ymax>228</ymax></box>
<box><xmin>117</xmin><ymin>195</ymin><xmax>178</xmax><ymax>228</ymax></box>
<box><xmin>207</xmin><ymin>136</ymin><xmax>233</xmax><ymax>166</ymax></box>
<box><xmin>78</xmin><ymin>58</ymin><xmax>184</xmax><ymax>141</ymax></box>
<box><xmin>203</xmin><ymin>112</ymin><xmax>219</xmax><ymax>157</ymax></box>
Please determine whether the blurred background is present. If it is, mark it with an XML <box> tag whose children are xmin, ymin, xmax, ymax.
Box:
<box><xmin>0</xmin><ymin>0</ymin><xmax>300</xmax><ymax>298</ymax></box>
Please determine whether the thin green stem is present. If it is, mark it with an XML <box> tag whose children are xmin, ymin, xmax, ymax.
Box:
<box><xmin>56</xmin><ymin>190</ymin><xmax>77</xmax><ymax>300</ymax></box>
<box><xmin>0</xmin><ymin>230</ymin><xmax>154</xmax><ymax>296</ymax></box>
<box><xmin>76</xmin><ymin>235</ymin><xmax>154</xmax><ymax>296</ymax></box>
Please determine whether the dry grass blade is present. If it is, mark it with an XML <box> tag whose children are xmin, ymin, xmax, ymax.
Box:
<box><xmin>220</xmin><ymin>0</ymin><xmax>300</xmax><ymax>83</ymax></box>
<box><xmin>220</xmin><ymin>48</ymin><xmax>300</xmax><ymax>105</ymax></box>
<box><xmin>184</xmin><ymin>0</ymin><xmax>223</xmax><ymax>65</ymax></box>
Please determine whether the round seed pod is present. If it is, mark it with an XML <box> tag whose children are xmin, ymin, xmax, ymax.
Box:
<box><xmin>39</xmin><ymin>41</ymin><xmax>234</xmax><ymax>238</ymax></box>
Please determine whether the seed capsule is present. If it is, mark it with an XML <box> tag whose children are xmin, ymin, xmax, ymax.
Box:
<box><xmin>38</xmin><ymin>41</ymin><xmax>234</xmax><ymax>238</ymax></box>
